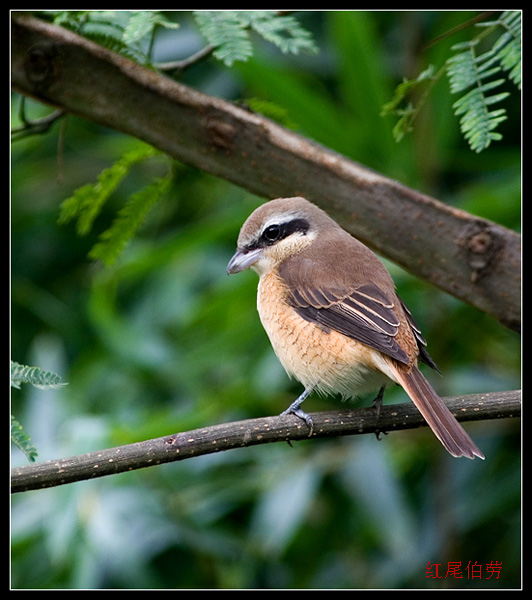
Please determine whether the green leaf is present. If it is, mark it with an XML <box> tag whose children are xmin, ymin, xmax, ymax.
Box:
<box><xmin>58</xmin><ymin>143</ymin><xmax>159</xmax><ymax>235</ymax></box>
<box><xmin>193</xmin><ymin>11</ymin><xmax>253</xmax><ymax>66</ymax></box>
<box><xmin>123</xmin><ymin>11</ymin><xmax>179</xmax><ymax>45</ymax></box>
<box><xmin>11</xmin><ymin>361</ymin><xmax>67</xmax><ymax>462</ymax></box>
<box><xmin>11</xmin><ymin>416</ymin><xmax>38</xmax><ymax>462</ymax></box>
<box><xmin>88</xmin><ymin>174</ymin><xmax>171</xmax><ymax>266</ymax></box>
<box><xmin>246</xmin><ymin>11</ymin><xmax>318</xmax><ymax>55</ymax></box>
<box><xmin>383</xmin><ymin>11</ymin><xmax>520</xmax><ymax>152</ymax></box>
<box><xmin>193</xmin><ymin>10</ymin><xmax>317</xmax><ymax>66</ymax></box>
<box><xmin>496</xmin><ymin>12</ymin><xmax>521</xmax><ymax>88</ymax></box>
<box><xmin>446</xmin><ymin>12</ymin><xmax>521</xmax><ymax>152</ymax></box>
<box><xmin>11</xmin><ymin>361</ymin><xmax>67</xmax><ymax>390</ymax></box>
<box><xmin>380</xmin><ymin>65</ymin><xmax>439</xmax><ymax>142</ymax></box>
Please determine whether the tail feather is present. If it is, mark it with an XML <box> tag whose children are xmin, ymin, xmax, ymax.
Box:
<box><xmin>392</xmin><ymin>365</ymin><xmax>484</xmax><ymax>460</ymax></box>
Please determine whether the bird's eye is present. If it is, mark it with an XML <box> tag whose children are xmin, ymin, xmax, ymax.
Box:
<box><xmin>262</xmin><ymin>224</ymin><xmax>281</xmax><ymax>242</ymax></box>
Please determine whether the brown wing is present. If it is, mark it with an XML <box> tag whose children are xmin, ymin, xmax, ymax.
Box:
<box><xmin>277</xmin><ymin>233</ymin><xmax>413</xmax><ymax>365</ymax></box>
<box><xmin>277</xmin><ymin>229</ymin><xmax>441</xmax><ymax>369</ymax></box>
<box><xmin>287</xmin><ymin>281</ymin><xmax>411</xmax><ymax>365</ymax></box>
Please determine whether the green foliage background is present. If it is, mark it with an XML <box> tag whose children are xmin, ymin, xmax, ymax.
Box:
<box><xmin>11</xmin><ymin>11</ymin><xmax>520</xmax><ymax>589</ymax></box>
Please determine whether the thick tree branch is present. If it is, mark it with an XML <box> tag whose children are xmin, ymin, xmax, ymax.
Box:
<box><xmin>11</xmin><ymin>390</ymin><xmax>520</xmax><ymax>494</ymax></box>
<box><xmin>11</xmin><ymin>14</ymin><xmax>521</xmax><ymax>332</ymax></box>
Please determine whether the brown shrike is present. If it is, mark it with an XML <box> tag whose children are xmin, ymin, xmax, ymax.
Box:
<box><xmin>227</xmin><ymin>197</ymin><xmax>484</xmax><ymax>459</ymax></box>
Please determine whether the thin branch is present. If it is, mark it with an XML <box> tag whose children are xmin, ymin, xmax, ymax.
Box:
<box><xmin>11</xmin><ymin>390</ymin><xmax>521</xmax><ymax>494</ymax></box>
<box><xmin>11</xmin><ymin>96</ymin><xmax>65</xmax><ymax>140</ymax></box>
<box><xmin>423</xmin><ymin>11</ymin><xmax>499</xmax><ymax>50</ymax></box>
<box><xmin>155</xmin><ymin>44</ymin><xmax>214</xmax><ymax>72</ymax></box>
<box><xmin>10</xmin><ymin>14</ymin><xmax>521</xmax><ymax>332</ymax></box>
<box><xmin>153</xmin><ymin>9</ymin><xmax>296</xmax><ymax>71</ymax></box>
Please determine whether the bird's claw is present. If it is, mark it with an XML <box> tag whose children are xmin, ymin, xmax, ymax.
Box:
<box><xmin>281</xmin><ymin>406</ymin><xmax>314</xmax><ymax>437</ymax></box>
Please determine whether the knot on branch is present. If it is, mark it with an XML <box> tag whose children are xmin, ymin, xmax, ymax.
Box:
<box><xmin>205</xmin><ymin>114</ymin><xmax>237</xmax><ymax>152</ymax></box>
<box><xmin>25</xmin><ymin>42</ymin><xmax>59</xmax><ymax>90</ymax></box>
<box><xmin>461</xmin><ymin>221</ymin><xmax>504</xmax><ymax>283</ymax></box>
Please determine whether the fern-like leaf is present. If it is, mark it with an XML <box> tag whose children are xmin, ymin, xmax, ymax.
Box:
<box><xmin>11</xmin><ymin>416</ymin><xmax>38</xmax><ymax>462</ymax></box>
<box><xmin>193</xmin><ymin>11</ymin><xmax>317</xmax><ymax>66</ymax></box>
<box><xmin>11</xmin><ymin>361</ymin><xmax>67</xmax><ymax>462</ymax></box>
<box><xmin>58</xmin><ymin>143</ymin><xmax>159</xmax><ymax>235</ymax></box>
<box><xmin>446</xmin><ymin>11</ymin><xmax>520</xmax><ymax>152</ymax></box>
<box><xmin>245</xmin><ymin>11</ymin><xmax>318</xmax><ymax>55</ymax></box>
<box><xmin>193</xmin><ymin>11</ymin><xmax>253</xmax><ymax>66</ymax></box>
<box><xmin>478</xmin><ymin>11</ymin><xmax>521</xmax><ymax>89</ymax></box>
<box><xmin>447</xmin><ymin>43</ymin><xmax>509</xmax><ymax>152</ymax></box>
<box><xmin>123</xmin><ymin>10</ymin><xmax>179</xmax><ymax>46</ymax></box>
<box><xmin>381</xmin><ymin>65</ymin><xmax>440</xmax><ymax>142</ymax></box>
<box><xmin>384</xmin><ymin>12</ymin><xmax>520</xmax><ymax>151</ymax></box>
<box><xmin>40</xmin><ymin>11</ymin><xmax>179</xmax><ymax>64</ymax></box>
<box><xmin>11</xmin><ymin>361</ymin><xmax>67</xmax><ymax>390</ymax></box>
<box><xmin>88</xmin><ymin>174</ymin><xmax>171</xmax><ymax>266</ymax></box>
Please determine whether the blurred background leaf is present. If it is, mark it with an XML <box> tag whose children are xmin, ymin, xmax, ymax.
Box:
<box><xmin>11</xmin><ymin>10</ymin><xmax>520</xmax><ymax>590</ymax></box>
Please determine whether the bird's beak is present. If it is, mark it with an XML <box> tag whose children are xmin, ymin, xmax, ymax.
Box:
<box><xmin>227</xmin><ymin>247</ymin><xmax>262</xmax><ymax>274</ymax></box>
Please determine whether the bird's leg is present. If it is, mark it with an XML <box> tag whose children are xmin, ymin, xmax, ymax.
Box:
<box><xmin>281</xmin><ymin>386</ymin><xmax>315</xmax><ymax>436</ymax></box>
<box><xmin>372</xmin><ymin>386</ymin><xmax>386</xmax><ymax>441</ymax></box>
<box><xmin>372</xmin><ymin>386</ymin><xmax>386</xmax><ymax>417</ymax></box>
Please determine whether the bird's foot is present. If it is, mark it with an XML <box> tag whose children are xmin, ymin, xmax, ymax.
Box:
<box><xmin>281</xmin><ymin>404</ymin><xmax>314</xmax><ymax>437</ymax></box>
<box><xmin>280</xmin><ymin>387</ymin><xmax>315</xmax><ymax>437</ymax></box>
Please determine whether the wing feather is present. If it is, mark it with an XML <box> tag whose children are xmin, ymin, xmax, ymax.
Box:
<box><xmin>285</xmin><ymin>283</ymin><xmax>410</xmax><ymax>365</ymax></box>
<box><xmin>277</xmin><ymin>237</ymin><xmax>418</xmax><ymax>366</ymax></box>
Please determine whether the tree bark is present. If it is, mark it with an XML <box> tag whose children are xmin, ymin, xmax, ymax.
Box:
<box><xmin>11</xmin><ymin>14</ymin><xmax>521</xmax><ymax>332</ymax></box>
<box><xmin>11</xmin><ymin>390</ymin><xmax>521</xmax><ymax>493</ymax></box>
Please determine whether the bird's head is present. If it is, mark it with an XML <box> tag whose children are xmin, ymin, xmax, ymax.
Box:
<box><xmin>227</xmin><ymin>197</ymin><xmax>334</xmax><ymax>277</ymax></box>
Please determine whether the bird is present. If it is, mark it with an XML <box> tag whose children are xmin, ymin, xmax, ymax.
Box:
<box><xmin>227</xmin><ymin>197</ymin><xmax>484</xmax><ymax>459</ymax></box>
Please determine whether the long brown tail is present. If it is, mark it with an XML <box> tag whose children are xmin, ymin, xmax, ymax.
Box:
<box><xmin>391</xmin><ymin>365</ymin><xmax>484</xmax><ymax>459</ymax></box>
